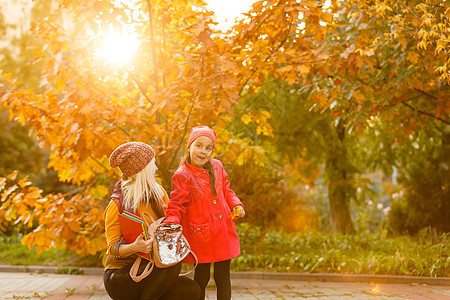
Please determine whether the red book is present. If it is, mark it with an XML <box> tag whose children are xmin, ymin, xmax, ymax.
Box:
<box><xmin>117</xmin><ymin>212</ymin><xmax>152</xmax><ymax>260</ymax></box>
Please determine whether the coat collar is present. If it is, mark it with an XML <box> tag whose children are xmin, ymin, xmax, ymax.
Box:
<box><xmin>185</xmin><ymin>160</ymin><xmax>209</xmax><ymax>174</ymax></box>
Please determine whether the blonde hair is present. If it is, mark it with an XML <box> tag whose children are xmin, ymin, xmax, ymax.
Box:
<box><xmin>121</xmin><ymin>158</ymin><xmax>166</xmax><ymax>217</ymax></box>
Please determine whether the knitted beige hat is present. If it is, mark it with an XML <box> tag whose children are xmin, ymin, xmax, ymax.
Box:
<box><xmin>109</xmin><ymin>142</ymin><xmax>155</xmax><ymax>177</ymax></box>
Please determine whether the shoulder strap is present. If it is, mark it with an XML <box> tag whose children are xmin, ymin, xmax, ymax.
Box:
<box><xmin>180</xmin><ymin>251</ymin><xmax>198</xmax><ymax>276</ymax></box>
<box><xmin>111</xmin><ymin>180</ymin><xmax>125</xmax><ymax>214</ymax></box>
<box><xmin>112</xmin><ymin>196</ymin><xmax>123</xmax><ymax>214</ymax></box>
<box><xmin>130</xmin><ymin>257</ymin><xmax>154</xmax><ymax>282</ymax></box>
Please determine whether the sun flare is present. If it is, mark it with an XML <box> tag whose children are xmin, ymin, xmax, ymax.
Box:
<box><xmin>206</xmin><ymin>0</ymin><xmax>256</xmax><ymax>30</ymax></box>
<box><xmin>95</xmin><ymin>31</ymin><xmax>140</xmax><ymax>66</ymax></box>
<box><xmin>371</xmin><ymin>284</ymin><xmax>381</xmax><ymax>293</ymax></box>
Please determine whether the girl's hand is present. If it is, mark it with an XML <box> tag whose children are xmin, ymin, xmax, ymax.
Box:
<box><xmin>132</xmin><ymin>233</ymin><xmax>153</xmax><ymax>254</ymax></box>
<box><xmin>230</xmin><ymin>205</ymin><xmax>245</xmax><ymax>221</ymax></box>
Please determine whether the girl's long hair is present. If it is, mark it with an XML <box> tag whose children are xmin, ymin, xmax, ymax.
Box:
<box><xmin>180</xmin><ymin>152</ymin><xmax>217</xmax><ymax>196</ymax></box>
<box><xmin>121</xmin><ymin>158</ymin><xmax>166</xmax><ymax>217</ymax></box>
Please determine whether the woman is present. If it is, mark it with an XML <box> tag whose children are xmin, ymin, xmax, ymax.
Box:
<box><xmin>104</xmin><ymin>141</ymin><xmax>200</xmax><ymax>300</ymax></box>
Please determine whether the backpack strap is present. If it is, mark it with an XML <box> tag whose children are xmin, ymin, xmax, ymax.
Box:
<box><xmin>111</xmin><ymin>180</ymin><xmax>125</xmax><ymax>214</ymax></box>
<box><xmin>111</xmin><ymin>180</ymin><xmax>142</xmax><ymax>216</ymax></box>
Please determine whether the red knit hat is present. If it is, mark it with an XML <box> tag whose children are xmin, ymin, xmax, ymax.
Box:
<box><xmin>187</xmin><ymin>126</ymin><xmax>216</xmax><ymax>149</ymax></box>
<box><xmin>109</xmin><ymin>142</ymin><xmax>155</xmax><ymax>177</ymax></box>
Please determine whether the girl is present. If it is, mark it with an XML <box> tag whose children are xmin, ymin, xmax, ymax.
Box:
<box><xmin>104</xmin><ymin>141</ymin><xmax>200</xmax><ymax>300</ymax></box>
<box><xmin>164</xmin><ymin>126</ymin><xmax>245</xmax><ymax>300</ymax></box>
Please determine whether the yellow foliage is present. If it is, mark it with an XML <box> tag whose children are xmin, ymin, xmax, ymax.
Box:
<box><xmin>241</xmin><ymin>113</ymin><xmax>252</xmax><ymax>125</ymax></box>
<box><xmin>352</xmin><ymin>91</ymin><xmax>365</xmax><ymax>102</ymax></box>
<box><xmin>89</xmin><ymin>184</ymin><xmax>109</xmax><ymax>200</ymax></box>
<box><xmin>0</xmin><ymin>172</ymin><xmax>105</xmax><ymax>256</ymax></box>
<box><xmin>406</xmin><ymin>52</ymin><xmax>420</xmax><ymax>64</ymax></box>
<box><xmin>256</xmin><ymin>123</ymin><xmax>275</xmax><ymax>138</ymax></box>
<box><xmin>297</xmin><ymin>64</ymin><xmax>311</xmax><ymax>75</ymax></box>
<box><xmin>2</xmin><ymin>72</ymin><xmax>13</xmax><ymax>79</ymax></box>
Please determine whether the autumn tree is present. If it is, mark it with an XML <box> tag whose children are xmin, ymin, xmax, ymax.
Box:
<box><xmin>227</xmin><ymin>0</ymin><xmax>356</xmax><ymax>233</ymax></box>
<box><xmin>304</xmin><ymin>0</ymin><xmax>450</xmax><ymax>233</ymax></box>
<box><xmin>226</xmin><ymin>0</ymin><xmax>449</xmax><ymax>233</ymax></box>
<box><xmin>0</xmin><ymin>5</ymin><xmax>46</xmax><ymax>180</ymax></box>
<box><xmin>1</xmin><ymin>0</ymin><xmax>269</xmax><ymax>254</ymax></box>
<box><xmin>0</xmin><ymin>0</ymin><xmax>76</xmax><ymax>195</ymax></box>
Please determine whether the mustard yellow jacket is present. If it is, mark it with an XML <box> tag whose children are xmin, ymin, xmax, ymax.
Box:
<box><xmin>104</xmin><ymin>182</ymin><xmax>169</xmax><ymax>270</ymax></box>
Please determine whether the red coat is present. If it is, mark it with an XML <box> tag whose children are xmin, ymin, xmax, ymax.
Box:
<box><xmin>164</xmin><ymin>159</ymin><xmax>243</xmax><ymax>263</ymax></box>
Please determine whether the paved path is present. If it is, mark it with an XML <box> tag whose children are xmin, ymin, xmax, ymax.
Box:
<box><xmin>0</xmin><ymin>270</ymin><xmax>448</xmax><ymax>299</ymax></box>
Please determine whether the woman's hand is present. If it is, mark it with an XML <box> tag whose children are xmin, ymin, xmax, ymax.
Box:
<box><xmin>230</xmin><ymin>205</ymin><xmax>245</xmax><ymax>221</ymax></box>
<box><xmin>131</xmin><ymin>233</ymin><xmax>153</xmax><ymax>254</ymax></box>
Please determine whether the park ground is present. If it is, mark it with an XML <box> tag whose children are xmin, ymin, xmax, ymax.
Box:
<box><xmin>0</xmin><ymin>266</ymin><xmax>449</xmax><ymax>299</ymax></box>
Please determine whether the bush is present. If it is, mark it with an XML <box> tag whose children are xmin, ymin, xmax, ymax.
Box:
<box><xmin>1</xmin><ymin>227</ymin><xmax>448</xmax><ymax>277</ymax></box>
<box><xmin>227</xmin><ymin>162</ymin><xmax>304</xmax><ymax>229</ymax></box>
<box><xmin>233</xmin><ymin>223</ymin><xmax>450</xmax><ymax>277</ymax></box>
<box><xmin>388</xmin><ymin>129</ymin><xmax>450</xmax><ymax>235</ymax></box>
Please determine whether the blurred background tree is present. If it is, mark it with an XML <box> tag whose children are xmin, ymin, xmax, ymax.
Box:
<box><xmin>0</xmin><ymin>0</ymin><xmax>75</xmax><ymax>194</ymax></box>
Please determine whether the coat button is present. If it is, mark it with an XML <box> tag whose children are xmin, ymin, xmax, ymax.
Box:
<box><xmin>197</xmin><ymin>227</ymin><xmax>201</xmax><ymax>231</ymax></box>
<box><xmin>203</xmin><ymin>170</ymin><xmax>207</xmax><ymax>173</ymax></box>
<box><xmin>213</xmin><ymin>200</ymin><xmax>217</xmax><ymax>204</ymax></box>
<box><xmin>218</xmin><ymin>214</ymin><xmax>223</xmax><ymax>219</ymax></box>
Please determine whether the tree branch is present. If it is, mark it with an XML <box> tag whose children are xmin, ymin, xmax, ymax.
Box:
<box><xmin>354</xmin><ymin>76</ymin><xmax>371</xmax><ymax>87</ymax></box>
<box><xmin>401</xmin><ymin>101</ymin><xmax>450</xmax><ymax>125</ymax></box>
<box><xmin>146</xmin><ymin>0</ymin><xmax>159</xmax><ymax>92</ymax></box>
<box><xmin>128</xmin><ymin>72</ymin><xmax>153</xmax><ymax>105</ymax></box>
<box><xmin>239</xmin><ymin>21</ymin><xmax>293</xmax><ymax>95</ymax></box>
<box><xmin>413</xmin><ymin>88</ymin><xmax>438</xmax><ymax>100</ymax></box>
<box><xmin>242</xmin><ymin>0</ymin><xmax>279</xmax><ymax>40</ymax></box>
<box><xmin>89</xmin><ymin>155</ymin><xmax>109</xmax><ymax>172</ymax></box>
<box><xmin>28</xmin><ymin>104</ymin><xmax>59</xmax><ymax>123</ymax></box>
<box><xmin>399</xmin><ymin>1</ymin><xmax>421</xmax><ymax>21</ymax></box>
<box><xmin>98</xmin><ymin>115</ymin><xmax>132</xmax><ymax>137</ymax></box>
<box><xmin>167</xmin><ymin>53</ymin><xmax>206</xmax><ymax>171</ymax></box>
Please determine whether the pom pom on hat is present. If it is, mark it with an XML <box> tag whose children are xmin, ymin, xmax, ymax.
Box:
<box><xmin>109</xmin><ymin>142</ymin><xmax>155</xmax><ymax>177</ymax></box>
<box><xmin>187</xmin><ymin>126</ymin><xmax>216</xmax><ymax>149</ymax></box>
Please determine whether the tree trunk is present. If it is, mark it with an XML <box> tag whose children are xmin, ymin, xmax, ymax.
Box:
<box><xmin>325</xmin><ymin>121</ymin><xmax>355</xmax><ymax>234</ymax></box>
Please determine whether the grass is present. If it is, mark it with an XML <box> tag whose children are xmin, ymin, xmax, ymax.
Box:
<box><xmin>0</xmin><ymin>235</ymin><xmax>101</xmax><ymax>268</ymax></box>
<box><xmin>233</xmin><ymin>223</ymin><xmax>450</xmax><ymax>277</ymax></box>
<box><xmin>0</xmin><ymin>226</ymin><xmax>448</xmax><ymax>277</ymax></box>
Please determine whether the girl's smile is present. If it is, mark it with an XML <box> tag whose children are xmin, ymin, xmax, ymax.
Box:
<box><xmin>189</xmin><ymin>136</ymin><xmax>214</xmax><ymax>168</ymax></box>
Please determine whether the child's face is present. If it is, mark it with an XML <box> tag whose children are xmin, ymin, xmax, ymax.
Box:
<box><xmin>189</xmin><ymin>136</ymin><xmax>214</xmax><ymax>168</ymax></box>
